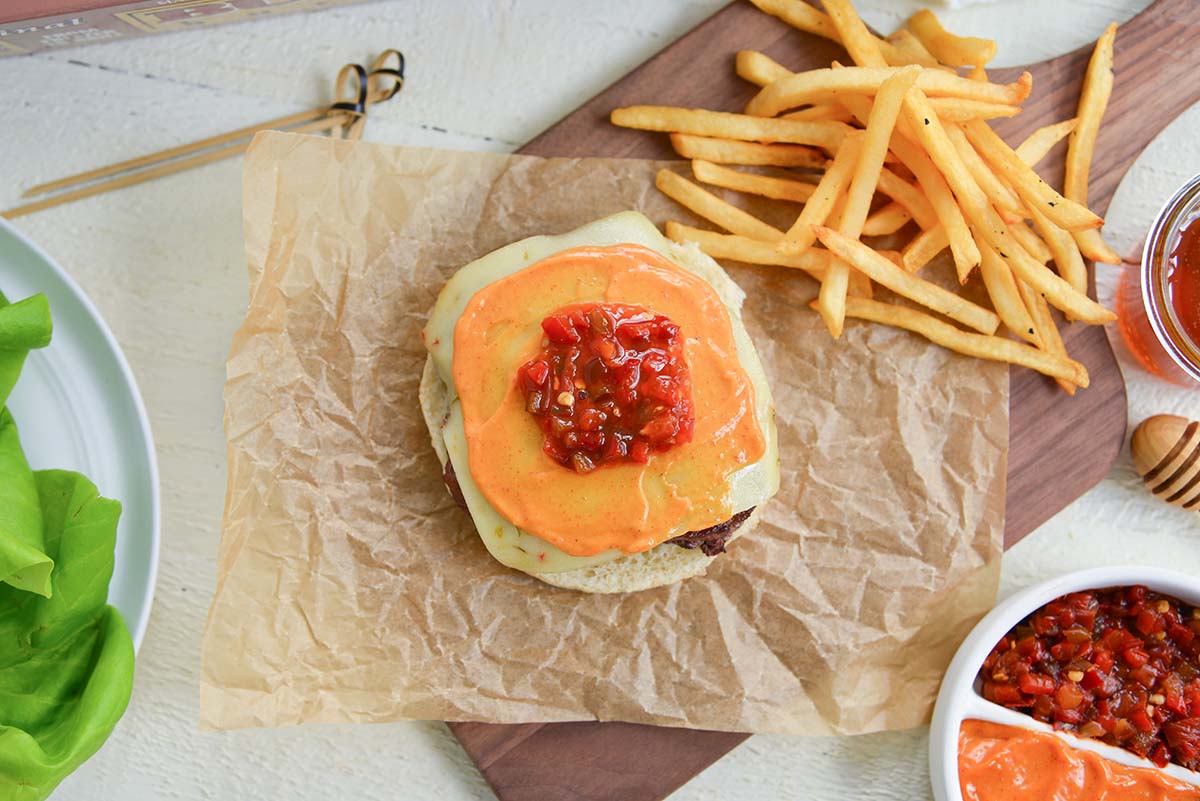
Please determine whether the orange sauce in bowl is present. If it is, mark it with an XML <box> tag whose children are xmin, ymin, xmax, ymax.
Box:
<box><xmin>959</xmin><ymin>720</ymin><xmax>1200</xmax><ymax>801</ymax></box>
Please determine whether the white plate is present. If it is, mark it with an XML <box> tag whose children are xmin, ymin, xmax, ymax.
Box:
<box><xmin>0</xmin><ymin>218</ymin><xmax>160</xmax><ymax>651</ymax></box>
<box><xmin>931</xmin><ymin>566</ymin><xmax>1200</xmax><ymax>801</ymax></box>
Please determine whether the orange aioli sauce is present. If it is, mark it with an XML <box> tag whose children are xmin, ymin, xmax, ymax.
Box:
<box><xmin>959</xmin><ymin>720</ymin><xmax>1200</xmax><ymax>801</ymax></box>
<box><xmin>452</xmin><ymin>244</ymin><xmax>766</xmax><ymax>557</ymax></box>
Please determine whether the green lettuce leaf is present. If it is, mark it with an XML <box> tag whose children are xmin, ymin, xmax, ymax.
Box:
<box><xmin>0</xmin><ymin>293</ymin><xmax>53</xmax><ymax>596</ymax></box>
<box><xmin>0</xmin><ymin>470</ymin><xmax>134</xmax><ymax>801</ymax></box>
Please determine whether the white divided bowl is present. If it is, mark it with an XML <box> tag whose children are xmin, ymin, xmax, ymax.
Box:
<box><xmin>930</xmin><ymin>566</ymin><xmax>1200</xmax><ymax>801</ymax></box>
<box><xmin>0</xmin><ymin>218</ymin><xmax>160</xmax><ymax>651</ymax></box>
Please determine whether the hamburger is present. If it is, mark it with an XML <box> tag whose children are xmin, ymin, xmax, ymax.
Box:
<box><xmin>420</xmin><ymin>211</ymin><xmax>779</xmax><ymax>593</ymax></box>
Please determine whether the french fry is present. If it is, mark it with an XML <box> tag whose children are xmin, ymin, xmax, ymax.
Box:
<box><xmin>862</xmin><ymin>202</ymin><xmax>913</xmax><ymax>237</ymax></box>
<box><xmin>921</xmin><ymin>115</ymin><xmax>1111</xmax><ymax>322</ymax></box>
<box><xmin>745</xmin><ymin>0</ymin><xmax>838</xmax><ymax>40</ymax></box>
<box><xmin>1029</xmin><ymin>204</ymin><xmax>1088</xmax><ymax>296</ymax></box>
<box><xmin>1066</xmin><ymin>23</ymin><xmax>1116</xmax><ymax>207</ymax></box>
<box><xmin>1015</xmin><ymin>118</ymin><xmax>1077</xmax><ymax>167</ymax></box>
<box><xmin>962</xmin><ymin>119</ymin><xmax>1103</xmax><ymax>231</ymax></box>
<box><xmin>977</xmin><ymin>237</ymin><xmax>1039</xmax><ymax>346</ymax></box>
<box><xmin>665</xmin><ymin>221</ymin><xmax>829</xmax><ymax>280</ymax></box>
<box><xmin>841</xmin><ymin>69</ymin><xmax>920</xmax><ymax>238</ymax></box>
<box><xmin>782</xmin><ymin>105</ymin><xmax>857</xmax><ymax>123</ymax></box>
<box><xmin>929</xmin><ymin>98</ymin><xmax>1020</xmax><ymax>123</ymax></box>
<box><xmin>819</xmin><ymin>66</ymin><xmax>918</xmax><ymax>337</ymax></box>
<box><xmin>837</xmin><ymin>93</ymin><xmax>980</xmax><ymax>276</ymax></box>
<box><xmin>1009</xmin><ymin>219</ymin><xmax>1054</xmax><ymax>265</ymax></box>
<box><xmin>815</xmin><ymin>226</ymin><xmax>1000</xmax><ymax>335</ymax></box>
<box><xmin>745</xmin><ymin>0</ymin><xmax>913</xmax><ymax>67</ymax></box>
<box><xmin>968</xmin><ymin>64</ymin><xmax>988</xmax><ymax>82</ymax></box>
<box><xmin>745</xmin><ymin>66</ymin><xmax>1032</xmax><ymax>118</ymax></box>
<box><xmin>907</xmin><ymin>9</ymin><xmax>997</xmax><ymax>67</ymax></box>
<box><xmin>613</xmin><ymin>106</ymin><xmax>851</xmax><ymax>152</ymax></box>
<box><xmin>1017</xmin><ymin>279</ymin><xmax>1081</xmax><ymax>394</ymax></box>
<box><xmin>780</xmin><ymin>131</ymin><xmax>865</xmax><ymax>255</ymax></box>
<box><xmin>983</xmin><ymin>210</ymin><xmax>1115</xmax><ymax>324</ymax></box>
<box><xmin>903</xmin><ymin>226</ymin><xmax>949</xmax><ymax>273</ymax></box>
<box><xmin>876</xmin><ymin>168</ymin><xmax>938</xmax><ymax>229</ymax></box>
<box><xmin>838</xmin><ymin>297</ymin><xmax>1089</xmax><ymax>386</ymax></box>
<box><xmin>890</xmin><ymin>123</ymin><xmax>981</xmax><ymax>281</ymax></box>
<box><xmin>945</xmin><ymin>123</ymin><xmax>1025</xmax><ymax>220</ymax></box>
<box><xmin>655</xmin><ymin>169</ymin><xmax>785</xmax><ymax>241</ymax></box>
<box><xmin>691</xmin><ymin>160</ymin><xmax>815</xmax><ymax>203</ymax></box>
<box><xmin>885</xmin><ymin>29</ymin><xmax>941</xmax><ymax>68</ymax></box>
<box><xmin>736</xmin><ymin>50</ymin><xmax>793</xmax><ymax>88</ymax></box>
<box><xmin>670</xmin><ymin>133</ymin><xmax>828</xmax><ymax>168</ymax></box>
<box><xmin>1066</xmin><ymin>23</ymin><xmax>1122</xmax><ymax>265</ymax></box>
<box><xmin>899</xmin><ymin>92</ymin><xmax>1111</xmax><ymax>326</ymax></box>
<box><xmin>822</xmin><ymin>0</ymin><xmax>887</xmax><ymax>67</ymax></box>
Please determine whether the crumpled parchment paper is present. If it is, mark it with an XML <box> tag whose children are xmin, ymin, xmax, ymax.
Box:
<box><xmin>200</xmin><ymin>131</ymin><xmax>1007</xmax><ymax>735</ymax></box>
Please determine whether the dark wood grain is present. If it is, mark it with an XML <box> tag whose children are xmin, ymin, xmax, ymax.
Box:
<box><xmin>451</xmin><ymin>1</ymin><xmax>1200</xmax><ymax>798</ymax></box>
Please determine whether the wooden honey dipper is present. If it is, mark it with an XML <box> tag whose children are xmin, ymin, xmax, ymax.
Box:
<box><xmin>1131</xmin><ymin>415</ymin><xmax>1200</xmax><ymax>509</ymax></box>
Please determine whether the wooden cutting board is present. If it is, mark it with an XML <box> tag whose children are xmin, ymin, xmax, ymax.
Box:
<box><xmin>450</xmin><ymin>0</ymin><xmax>1200</xmax><ymax>797</ymax></box>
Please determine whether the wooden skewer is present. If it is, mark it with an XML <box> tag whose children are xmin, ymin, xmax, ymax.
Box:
<box><xmin>21</xmin><ymin>106</ymin><xmax>330</xmax><ymax>198</ymax></box>
<box><xmin>2</xmin><ymin>115</ymin><xmax>346</xmax><ymax>220</ymax></box>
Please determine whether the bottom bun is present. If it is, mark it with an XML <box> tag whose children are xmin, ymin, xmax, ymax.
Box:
<box><xmin>418</xmin><ymin>357</ymin><xmax>760</xmax><ymax>594</ymax></box>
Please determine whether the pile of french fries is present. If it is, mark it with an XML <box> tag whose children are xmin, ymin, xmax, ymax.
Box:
<box><xmin>611</xmin><ymin>0</ymin><xmax>1122</xmax><ymax>394</ymax></box>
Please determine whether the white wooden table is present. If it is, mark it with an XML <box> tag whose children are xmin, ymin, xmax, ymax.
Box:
<box><xmin>4</xmin><ymin>0</ymin><xmax>1200</xmax><ymax>798</ymax></box>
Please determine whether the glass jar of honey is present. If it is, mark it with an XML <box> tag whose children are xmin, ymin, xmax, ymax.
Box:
<box><xmin>1117</xmin><ymin>174</ymin><xmax>1200</xmax><ymax>386</ymax></box>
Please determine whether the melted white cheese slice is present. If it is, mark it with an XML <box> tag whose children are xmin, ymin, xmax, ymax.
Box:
<box><xmin>424</xmin><ymin>211</ymin><xmax>779</xmax><ymax>574</ymax></box>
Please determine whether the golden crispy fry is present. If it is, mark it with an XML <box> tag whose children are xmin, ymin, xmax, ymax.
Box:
<box><xmin>819</xmin><ymin>66</ymin><xmax>917</xmax><ymax>337</ymax></box>
<box><xmin>968</xmin><ymin>64</ymin><xmax>988</xmax><ymax>82</ymax></box>
<box><xmin>929</xmin><ymin>98</ymin><xmax>1020</xmax><ymax>123</ymax></box>
<box><xmin>837</xmin><ymin>93</ymin><xmax>980</xmax><ymax>276</ymax></box>
<box><xmin>1066</xmin><ymin>23</ymin><xmax>1116</xmax><ymax>206</ymax></box>
<box><xmin>876</xmin><ymin>168</ymin><xmax>938</xmax><ymax>229</ymax></box>
<box><xmin>902</xmin><ymin>226</ymin><xmax>949</xmax><ymax>273</ymax></box>
<box><xmin>1017</xmin><ymin>279</ymin><xmax>1081</xmax><ymax>394</ymax></box>
<box><xmin>908</xmin><ymin>111</ymin><xmax>1112</xmax><ymax>321</ymax></box>
<box><xmin>691</xmin><ymin>160</ymin><xmax>816</xmax><ymax>203</ymax></box>
<box><xmin>745</xmin><ymin>0</ymin><xmax>838</xmax><ymax>40</ymax></box>
<box><xmin>907</xmin><ymin>9</ymin><xmax>997</xmax><ymax>67</ymax></box>
<box><xmin>1008</xmin><ymin>219</ymin><xmax>1053</xmax><ymax>265</ymax></box>
<box><xmin>838</xmin><ymin>297</ymin><xmax>1089</xmax><ymax>386</ymax></box>
<box><xmin>670</xmin><ymin>133</ymin><xmax>828</xmax><ymax>168</ymax></box>
<box><xmin>885</xmin><ymin>29</ymin><xmax>941</xmax><ymax>68</ymax></box>
<box><xmin>900</xmin><ymin>93</ymin><xmax>1110</xmax><ymax>324</ymax></box>
<box><xmin>1073</xmin><ymin>228</ymin><xmax>1123</xmax><ymax>265</ymax></box>
<box><xmin>892</xmin><ymin>130</ymin><xmax>981</xmax><ymax>280</ymax></box>
<box><xmin>1066</xmin><ymin>23</ymin><xmax>1121</xmax><ymax>265</ymax></box>
<box><xmin>1015</xmin><ymin>118</ymin><xmax>1077</xmax><ymax>167</ymax></box>
<box><xmin>961</xmin><ymin>119</ymin><xmax>1102</xmax><ymax>231</ymax></box>
<box><xmin>779</xmin><ymin>131</ymin><xmax>865</xmax><ymax>255</ymax></box>
<box><xmin>736</xmin><ymin>50</ymin><xmax>793</xmax><ymax>88</ymax></box>
<box><xmin>815</xmin><ymin>226</ymin><xmax>1000</xmax><ymax>334</ymax></box>
<box><xmin>664</xmin><ymin>221</ymin><xmax>828</xmax><ymax>279</ymax></box>
<box><xmin>613</xmin><ymin>106</ymin><xmax>851</xmax><ymax>152</ymax></box>
<box><xmin>945</xmin><ymin>123</ymin><xmax>1025</xmax><ymax>220</ymax></box>
<box><xmin>842</xmin><ymin>68</ymin><xmax>920</xmax><ymax>238</ymax></box>
<box><xmin>983</xmin><ymin>210</ymin><xmax>1115</xmax><ymax>324</ymax></box>
<box><xmin>745</xmin><ymin>66</ymin><xmax>1032</xmax><ymax>118</ymax></box>
<box><xmin>1029</xmin><ymin>205</ymin><xmax>1088</xmax><ymax>296</ymax></box>
<box><xmin>862</xmin><ymin>202</ymin><xmax>913</xmax><ymax>237</ymax></box>
<box><xmin>782</xmin><ymin>105</ymin><xmax>857</xmax><ymax>123</ymax></box>
<box><xmin>822</xmin><ymin>0</ymin><xmax>887</xmax><ymax>67</ymax></box>
<box><xmin>656</xmin><ymin>169</ymin><xmax>785</xmax><ymax>241</ymax></box>
<box><xmin>977</xmin><ymin>237</ymin><xmax>1039</xmax><ymax>346</ymax></box>
<box><xmin>745</xmin><ymin>0</ymin><xmax>912</xmax><ymax>67</ymax></box>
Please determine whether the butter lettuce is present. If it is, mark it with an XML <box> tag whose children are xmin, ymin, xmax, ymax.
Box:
<box><xmin>0</xmin><ymin>291</ymin><xmax>134</xmax><ymax>801</ymax></box>
<box><xmin>0</xmin><ymin>293</ymin><xmax>53</xmax><ymax>597</ymax></box>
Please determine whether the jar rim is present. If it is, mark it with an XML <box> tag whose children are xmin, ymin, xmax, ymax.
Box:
<box><xmin>1141</xmin><ymin>173</ymin><xmax>1200</xmax><ymax>383</ymax></box>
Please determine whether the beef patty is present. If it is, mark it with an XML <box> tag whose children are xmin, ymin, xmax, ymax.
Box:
<box><xmin>441</xmin><ymin>460</ymin><xmax>752</xmax><ymax>557</ymax></box>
